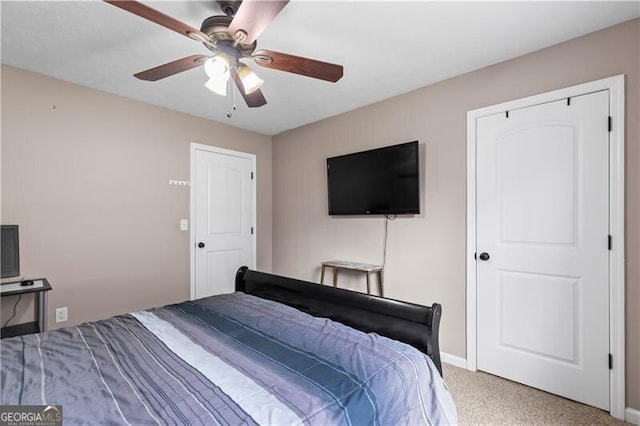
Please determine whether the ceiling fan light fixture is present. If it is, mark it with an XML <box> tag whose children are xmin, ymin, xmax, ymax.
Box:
<box><xmin>204</xmin><ymin>55</ymin><xmax>230</xmax><ymax>96</ymax></box>
<box><xmin>205</xmin><ymin>78</ymin><xmax>227</xmax><ymax>96</ymax></box>
<box><xmin>204</xmin><ymin>55</ymin><xmax>230</xmax><ymax>79</ymax></box>
<box><xmin>237</xmin><ymin>64</ymin><xmax>264</xmax><ymax>95</ymax></box>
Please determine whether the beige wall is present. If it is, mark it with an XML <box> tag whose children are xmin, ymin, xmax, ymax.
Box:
<box><xmin>272</xmin><ymin>19</ymin><xmax>639</xmax><ymax>409</ymax></box>
<box><xmin>1</xmin><ymin>65</ymin><xmax>272</xmax><ymax>328</ymax></box>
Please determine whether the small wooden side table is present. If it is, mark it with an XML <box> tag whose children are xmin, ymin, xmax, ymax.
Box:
<box><xmin>320</xmin><ymin>260</ymin><xmax>384</xmax><ymax>297</ymax></box>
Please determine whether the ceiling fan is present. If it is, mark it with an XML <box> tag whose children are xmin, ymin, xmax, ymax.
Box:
<box><xmin>104</xmin><ymin>0</ymin><xmax>344</xmax><ymax>108</ymax></box>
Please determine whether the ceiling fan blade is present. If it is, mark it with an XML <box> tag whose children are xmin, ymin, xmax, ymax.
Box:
<box><xmin>253</xmin><ymin>49</ymin><xmax>343</xmax><ymax>82</ymax></box>
<box><xmin>104</xmin><ymin>0</ymin><xmax>212</xmax><ymax>44</ymax></box>
<box><xmin>134</xmin><ymin>55</ymin><xmax>209</xmax><ymax>81</ymax></box>
<box><xmin>227</xmin><ymin>0</ymin><xmax>289</xmax><ymax>45</ymax></box>
<box><xmin>232</xmin><ymin>68</ymin><xmax>267</xmax><ymax>108</ymax></box>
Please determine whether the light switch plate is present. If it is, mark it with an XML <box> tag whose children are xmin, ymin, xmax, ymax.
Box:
<box><xmin>180</xmin><ymin>219</ymin><xmax>189</xmax><ymax>231</ymax></box>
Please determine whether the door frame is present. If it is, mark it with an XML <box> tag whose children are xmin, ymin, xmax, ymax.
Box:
<box><xmin>466</xmin><ymin>75</ymin><xmax>625</xmax><ymax>419</ymax></box>
<box><xmin>189</xmin><ymin>142</ymin><xmax>257</xmax><ymax>301</ymax></box>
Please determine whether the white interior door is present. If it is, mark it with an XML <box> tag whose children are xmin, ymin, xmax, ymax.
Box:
<box><xmin>193</xmin><ymin>146</ymin><xmax>255</xmax><ymax>299</ymax></box>
<box><xmin>476</xmin><ymin>91</ymin><xmax>610</xmax><ymax>410</ymax></box>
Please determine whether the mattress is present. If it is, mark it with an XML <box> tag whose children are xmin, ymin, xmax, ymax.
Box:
<box><xmin>1</xmin><ymin>292</ymin><xmax>457</xmax><ymax>425</ymax></box>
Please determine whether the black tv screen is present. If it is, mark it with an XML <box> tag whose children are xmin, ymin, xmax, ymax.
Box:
<box><xmin>327</xmin><ymin>141</ymin><xmax>420</xmax><ymax>215</ymax></box>
<box><xmin>1</xmin><ymin>225</ymin><xmax>20</xmax><ymax>278</ymax></box>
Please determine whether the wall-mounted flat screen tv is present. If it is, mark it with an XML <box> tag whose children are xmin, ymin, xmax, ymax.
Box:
<box><xmin>1</xmin><ymin>225</ymin><xmax>20</xmax><ymax>278</ymax></box>
<box><xmin>327</xmin><ymin>141</ymin><xmax>420</xmax><ymax>215</ymax></box>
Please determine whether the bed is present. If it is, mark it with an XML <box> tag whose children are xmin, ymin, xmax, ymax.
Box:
<box><xmin>1</xmin><ymin>267</ymin><xmax>458</xmax><ymax>425</ymax></box>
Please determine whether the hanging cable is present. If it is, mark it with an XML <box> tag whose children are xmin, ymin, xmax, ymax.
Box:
<box><xmin>3</xmin><ymin>294</ymin><xmax>22</xmax><ymax>328</ymax></box>
<box><xmin>382</xmin><ymin>214</ymin><xmax>397</xmax><ymax>268</ymax></box>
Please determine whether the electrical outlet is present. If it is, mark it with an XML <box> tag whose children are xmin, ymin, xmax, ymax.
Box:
<box><xmin>55</xmin><ymin>307</ymin><xmax>68</xmax><ymax>323</ymax></box>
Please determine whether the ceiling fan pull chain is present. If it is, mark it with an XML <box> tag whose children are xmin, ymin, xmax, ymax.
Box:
<box><xmin>232</xmin><ymin>78</ymin><xmax>237</xmax><ymax>112</ymax></box>
<box><xmin>226</xmin><ymin>78</ymin><xmax>238</xmax><ymax>118</ymax></box>
<box><xmin>226</xmin><ymin>78</ymin><xmax>233</xmax><ymax>118</ymax></box>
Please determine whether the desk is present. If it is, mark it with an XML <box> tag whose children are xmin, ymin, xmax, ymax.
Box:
<box><xmin>0</xmin><ymin>278</ymin><xmax>52</xmax><ymax>339</ymax></box>
<box><xmin>320</xmin><ymin>261</ymin><xmax>384</xmax><ymax>296</ymax></box>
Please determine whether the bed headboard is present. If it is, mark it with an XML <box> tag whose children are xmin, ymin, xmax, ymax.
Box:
<box><xmin>235</xmin><ymin>266</ymin><xmax>443</xmax><ymax>376</ymax></box>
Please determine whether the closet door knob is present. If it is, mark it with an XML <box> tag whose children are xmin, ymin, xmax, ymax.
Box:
<box><xmin>479</xmin><ymin>252</ymin><xmax>490</xmax><ymax>261</ymax></box>
<box><xmin>197</xmin><ymin>242</ymin><xmax>205</xmax><ymax>248</ymax></box>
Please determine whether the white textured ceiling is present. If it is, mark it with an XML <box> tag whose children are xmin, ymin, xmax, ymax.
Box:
<box><xmin>2</xmin><ymin>1</ymin><xmax>639</xmax><ymax>135</ymax></box>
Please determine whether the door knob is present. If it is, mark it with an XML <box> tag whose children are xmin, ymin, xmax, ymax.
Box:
<box><xmin>197</xmin><ymin>242</ymin><xmax>205</xmax><ymax>248</ymax></box>
<box><xmin>479</xmin><ymin>252</ymin><xmax>490</xmax><ymax>261</ymax></box>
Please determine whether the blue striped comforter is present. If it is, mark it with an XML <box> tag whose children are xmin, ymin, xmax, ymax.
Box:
<box><xmin>1</xmin><ymin>293</ymin><xmax>457</xmax><ymax>425</ymax></box>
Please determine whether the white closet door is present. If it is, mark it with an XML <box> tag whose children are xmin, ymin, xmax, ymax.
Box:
<box><xmin>476</xmin><ymin>90</ymin><xmax>610</xmax><ymax>410</ymax></box>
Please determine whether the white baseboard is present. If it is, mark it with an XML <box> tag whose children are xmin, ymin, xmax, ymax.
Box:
<box><xmin>626</xmin><ymin>407</ymin><xmax>640</xmax><ymax>425</ymax></box>
<box><xmin>441</xmin><ymin>352</ymin><xmax>467</xmax><ymax>369</ymax></box>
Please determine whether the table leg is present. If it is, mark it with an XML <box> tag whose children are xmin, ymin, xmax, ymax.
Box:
<box><xmin>39</xmin><ymin>291</ymin><xmax>48</xmax><ymax>332</ymax></box>
<box><xmin>378</xmin><ymin>270</ymin><xmax>384</xmax><ymax>297</ymax></box>
<box><xmin>366</xmin><ymin>272</ymin><xmax>371</xmax><ymax>294</ymax></box>
<box><xmin>333</xmin><ymin>268</ymin><xmax>338</xmax><ymax>287</ymax></box>
<box><xmin>320</xmin><ymin>265</ymin><xmax>326</xmax><ymax>284</ymax></box>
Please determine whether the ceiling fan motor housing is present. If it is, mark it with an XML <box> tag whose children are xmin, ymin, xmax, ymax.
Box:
<box><xmin>200</xmin><ymin>15</ymin><xmax>256</xmax><ymax>57</ymax></box>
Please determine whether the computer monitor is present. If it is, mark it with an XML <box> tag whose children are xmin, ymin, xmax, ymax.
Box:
<box><xmin>1</xmin><ymin>225</ymin><xmax>20</xmax><ymax>278</ymax></box>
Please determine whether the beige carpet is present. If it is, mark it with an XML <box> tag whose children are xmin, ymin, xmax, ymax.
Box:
<box><xmin>443</xmin><ymin>364</ymin><xmax>629</xmax><ymax>425</ymax></box>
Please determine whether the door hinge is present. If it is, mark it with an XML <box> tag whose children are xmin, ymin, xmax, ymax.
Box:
<box><xmin>608</xmin><ymin>235</ymin><xmax>612</xmax><ymax>250</ymax></box>
<box><xmin>609</xmin><ymin>353</ymin><xmax>613</xmax><ymax>370</ymax></box>
<box><xmin>251</xmin><ymin>172</ymin><xmax>254</xmax><ymax>180</ymax></box>
<box><xmin>251</xmin><ymin>226</ymin><xmax>254</xmax><ymax>235</ymax></box>
<box><xmin>608</xmin><ymin>116</ymin><xmax>612</xmax><ymax>132</ymax></box>
<box><xmin>474</xmin><ymin>252</ymin><xmax>477</xmax><ymax>260</ymax></box>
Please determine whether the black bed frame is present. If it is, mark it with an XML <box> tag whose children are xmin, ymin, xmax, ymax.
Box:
<box><xmin>235</xmin><ymin>266</ymin><xmax>443</xmax><ymax>376</ymax></box>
